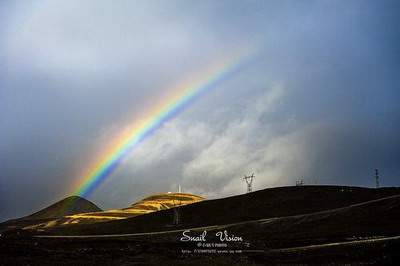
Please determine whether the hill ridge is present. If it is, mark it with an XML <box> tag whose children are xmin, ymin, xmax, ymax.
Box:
<box><xmin>42</xmin><ymin>185</ymin><xmax>400</xmax><ymax>235</ymax></box>
<box><xmin>23</xmin><ymin>195</ymin><xmax>102</xmax><ymax>220</ymax></box>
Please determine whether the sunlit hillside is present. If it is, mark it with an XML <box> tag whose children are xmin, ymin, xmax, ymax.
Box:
<box><xmin>23</xmin><ymin>192</ymin><xmax>204</xmax><ymax>230</ymax></box>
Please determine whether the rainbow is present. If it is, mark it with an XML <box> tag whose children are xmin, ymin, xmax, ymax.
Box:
<box><xmin>73</xmin><ymin>51</ymin><xmax>255</xmax><ymax>197</ymax></box>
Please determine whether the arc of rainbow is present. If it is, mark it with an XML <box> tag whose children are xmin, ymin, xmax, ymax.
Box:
<box><xmin>73</xmin><ymin>51</ymin><xmax>255</xmax><ymax>197</ymax></box>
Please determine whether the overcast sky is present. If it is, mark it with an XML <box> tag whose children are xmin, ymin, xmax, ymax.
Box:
<box><xmin>1</xmin><ymin>0</ymin><xmax>399</xmax><ymax>221</ymax></box>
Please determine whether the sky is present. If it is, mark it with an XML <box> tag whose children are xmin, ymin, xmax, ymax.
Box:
<box><xmin>0</xmin><ymin>0</ymin><xmax>399</xmax><ymax>221</ymax></box>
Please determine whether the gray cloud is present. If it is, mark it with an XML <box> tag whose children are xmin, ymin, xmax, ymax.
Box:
<box><xmin>1</xmin><ymin>0</ymin><xmax>399</xmax><ymax>220</ymax></box>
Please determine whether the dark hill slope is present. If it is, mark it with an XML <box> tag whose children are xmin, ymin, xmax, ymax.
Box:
<box><xmin>117</xmin><ymin>194</ymin><xmax>400</xmax><ymax>250</ymax></box>
<box><xmin>215</xmin><ymin>194</ymin><xmax>400</xmax><ymax>248</ymax></box>
<box><xmin>45</xmin><ymin>185</ymin><xmax>400</xmax><ymax>235</ymax></box>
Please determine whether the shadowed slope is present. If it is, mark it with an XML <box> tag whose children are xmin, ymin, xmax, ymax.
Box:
<box><xmin>207</xmin><ymin>194</ymin><xmax>400</xmax><ymax>248</ymax></box>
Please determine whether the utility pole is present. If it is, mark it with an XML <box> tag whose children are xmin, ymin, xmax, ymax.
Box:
<box><xmin>172</xmin><ymin>199</ymin><xmax>180</xmax><ymax>225</ymax></box>
<box><xmin>375</xmin><ymin>169</ymin><xmax>380</xmax><ymax>188</ymax></box>
<box><xmin>242</xmin><ymin>173</ymin><xmax>255</xmax><ymax>193</ymax></box>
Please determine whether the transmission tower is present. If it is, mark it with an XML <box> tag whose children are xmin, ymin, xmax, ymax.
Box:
<box><xmin>375</xmin><ymin>169</ymin><xmax>380</xmax><ymax>188</ymax></box>
<box><xmin>242</xmin><ymin>173</ymin><xmax>255</xmax><ymax>193</ymax></box>
<box><xmin>296</xmin><ymin>178</ymin><xmax>304</xmax><ymax>186</ymax></box>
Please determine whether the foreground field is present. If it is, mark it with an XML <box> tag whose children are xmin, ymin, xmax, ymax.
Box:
<box><xmin>1</xmin><ymin>185</ymin><xmax>400</xmax><ymax>265</ymax></box>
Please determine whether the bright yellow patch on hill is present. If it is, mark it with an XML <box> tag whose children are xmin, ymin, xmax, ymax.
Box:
<box><xmin>24</xmin><ymin>193</ymin><xmax>204</xmax><ymax>230</ymax></box>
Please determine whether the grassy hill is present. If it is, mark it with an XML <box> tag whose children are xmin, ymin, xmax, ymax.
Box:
<box><xmin>2</xmin><ymin>185</ymin><xmax>400</xmax><ymax>265</ymax></box>
<box><xmin>43</xmin><ymin>185</ymin><xmax>400</xmax><ymax>235</ymax></box>
<box><xmin>24</xmin><ymin>196</ymin><xmax>102</xmax><ymax>220</ymax></box>
<box><xmin>0</xmin><ymin>196</ymin><xmax>102</xmax><ymax>232</ymax></box>
<box><xmin>1</xmin><ymin>193</ymin><xmax>204</xmax><ymax>231</ymax></box>
<box><xmin>66</xmin><ymin>192</ymin><xmax>204</xmax><ymax>221</ymax></box>
<box><xmin>201</xmin><ymin>194</ymin><xmax>400</xmax><ymax>248</ymax></box>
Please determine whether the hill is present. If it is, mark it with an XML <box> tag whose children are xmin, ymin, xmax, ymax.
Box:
<box><xmin>202</xmin><ymin>194</ymin><xmax>400</xmax><ymax>248</ymax></box>
<box><xmin>24</xmin><ymin>196</ymin><xmax>102</xmax><ymax>220</ymax></box>
<box><xmin>0</xmin><ymin>196</ymin><xmax>102</xmax><ymax>232</ymax></box>
<box><xmin>65</xmin><ymin>192</ymin><xmax>204</xmax><ymax>222</ymax></box>
<box><xmin>43</xmin><ymin>185</ymin><xmax>400</xmax><ymax>235</ymax></box>
<box><xmin>2</xmin><ymin>185</ymin><xmax>400</xmax><ymax>265</ymax></box>
<box><xmin>2</xmin><ymin>192</ymin><xmax>204</xmax><ymax>231</ymax></box>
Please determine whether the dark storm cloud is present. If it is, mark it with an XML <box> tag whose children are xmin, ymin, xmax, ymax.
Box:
<box><xmin>0</xmin><ymin>0</ymin><xmax>399</xmax><ymax>220</ymax></box>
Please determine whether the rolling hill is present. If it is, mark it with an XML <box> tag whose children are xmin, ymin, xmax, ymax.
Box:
<box><xmin>0</xmin><ymin>192</ymin><xmax>204</xmax><ymax>231</ymax></box>
<box><xmin>0</xmin><ymin>196</ymin><xmax>102</xmax><ymax>232</ymax></box>
<box><xmin>24</xmin><ymin>196</ymin><xmax>102</xmax><ymax>219</ymax></box>
<box><xmin>2</xmin><ymin>185</ymin><xmax>400</xmax><ymax>265</ymax></box>
<box><xmin>41</xmin><ymin>185</ymin><xmax>400</xmax><ymax>236</ymax></box>
<box><xmin>65</xmin><ymin>192</ymin><xmax>204</xmax><ymax>221</ymax></box>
